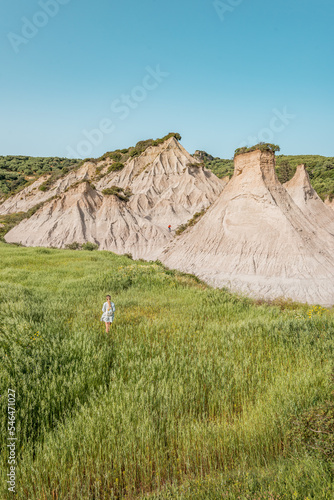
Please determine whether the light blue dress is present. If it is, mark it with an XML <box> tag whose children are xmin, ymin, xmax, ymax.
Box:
<box><xmin>101</xmin><ymin>301</ymin><xmax>115</xmax><ymax>323</ymax></box>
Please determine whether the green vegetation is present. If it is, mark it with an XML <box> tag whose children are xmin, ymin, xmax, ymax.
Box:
<box><xmin>65</xmin><ymin>241</ymin><xmax>99</xmax><ymax>251</ymax></box>
<box><xmin>0</xmin><ymin>243</ymin><xmax>333</xmax><ymax>499</ymax></box>
<box><xmin>276</xmin><ymin>155</ymin><xmax>334</xmax><ymax>201</ymax></box>
<box><xmin>98</xmin><ymin>132</ymin><xmax>182</xmax><ymax>164</ymax></box>
<box><xmin>0</xmin><ymin>133</ymin><xmax>182</xmax><ymax>198</ymax></box>
<box><xmin>107</xmin><ymin>162</ymin><xmax>125</xmax><ymax>173</ymax></box>
<box><xmin>234</xmin><ymin>143</ymin><xmax>281</xmax><ymax>157</ymax></box>
<box><xmin>175</xmin><ymin>208</ymin><xmax>207</xmax><ymax>235</ymax></box>
<box><xmin>203</xmin><ymin>157</ymin><xmax>234</xmax><ymax>179</ymax></box>
<box><xmin>0</xmin><ymin>156</ymin><xmax>79</xmax><ymax>197</ymax></box>
<box><xmin>102</xmin><ymin>186</ymin><xmax>132</xmax><ymax>202</ymax></box>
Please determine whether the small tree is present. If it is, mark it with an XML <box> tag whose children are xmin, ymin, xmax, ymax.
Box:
<box><xmin>277</xmin><ymin>160</ymin><xmax>292</xmax><ymax>184</ymax></box>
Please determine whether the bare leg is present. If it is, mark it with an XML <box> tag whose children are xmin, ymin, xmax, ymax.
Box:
<box><xmin>105</xmin><ymin>322</ymin><xmax>111</xmax><ymax>333</ymax></box>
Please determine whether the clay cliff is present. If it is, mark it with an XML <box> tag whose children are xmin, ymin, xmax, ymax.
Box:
<box><xmin>283</xmin><ymin>164</ymin><xmax>334</xmax><ymax>238</ymax></box>
<box><xmin>161</xmin><ymin>149</ymin><xmax>334</xmax><ymax>306</ymax></box>
<box><xmin>2</xmin><ymin>139</ymin><xmax>334</xmax><ymax>306</ymax></box>
<box><xmin>3</xmin><ymin>137</ymin><xmax>225</xmax><ymax>258</ymax></box>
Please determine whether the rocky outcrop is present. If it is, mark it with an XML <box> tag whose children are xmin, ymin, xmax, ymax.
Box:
<box><xmin>5</xmin><ymin>182</ymin><xmax>171</xmax><ymax>259</ymax></box>
<box><xmin>4</xmin><ymin>138</ymin><xmax>224</xmax><ymax>259</ymax></box>
<box><xmin>283</xmin><ymin>164</ymin><xmax>334</xmax><ymax>238</ymax></box>
<box><xmin>161</xmin><ymin>150</ymin><xmax>334</xmax><ymax>306</ymax></box>
<box><xmin>96</xmin><ymin>138</ymin><xmax>226</xmax><ymax>227</ymax></box>
<box><xmin>325</xmin><ymin>197</ymin><xmax>334</xmax><ymax>211</ymax></box>
<box><xmin>193</xmin><ymin>150</ymin><xmax>214</xmax><ymax>162</ymax></box>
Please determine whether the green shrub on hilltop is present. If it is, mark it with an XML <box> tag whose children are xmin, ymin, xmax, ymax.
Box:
<box><xmin>97</xmin><ymin>133</ymin><xmax>182</xmax><ymax>165</ymax></box>
<box><xmin>234</xmin><ymin>143</ymin><xmax>281</xmax><ymax>157</ymax></box>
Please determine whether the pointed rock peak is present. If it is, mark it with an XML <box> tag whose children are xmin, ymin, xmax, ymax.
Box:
<box><xmin>283</xmin><ymin>164</ymin><xmax>313</xmax><ymax>191</ymax></box>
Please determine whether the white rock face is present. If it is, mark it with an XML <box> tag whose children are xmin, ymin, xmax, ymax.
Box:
<box><xmin>4</xmin><ymin>138</ymin><xmax>224</xmax><ymax>259</ymax></box>
<box><xmin>0</xmin><ymin>163</ymin><xmax>97</xmax><ymax>215</ymax></box>
<box><xmin>324</xmin><ymin>197</ymin><xmax>334</xmax><ymax>211</ymax></box>
<box><xmin>5</xmin><ymin>182</ymin><xmax>170</xmax><ymax>260</ymax></box>
<box><xmin>96</xmin><ymin>137</ymin><xmax>225</xmax><ymax>227</ymax></box>
<box><xmin>4</xmin><ymin>140</ymin><xmax>334</xmax><ymax>305</ymax></box>
<box><xmin>161</xmin><ymin>150</ymin><xmax>334</xmax><ymax>306</ymax></box>
<box><xmin>283</xmin><ymin>164</ymin><xmax>334</xmax><ymax>239</ymax></box>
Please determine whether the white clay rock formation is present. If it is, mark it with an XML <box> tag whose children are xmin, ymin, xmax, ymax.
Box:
<box><xmin>0</xmin><ymin>163</ymin><xmax>97</xmax><ymax>215</ymax></box>
<box><xmin>161</xmin><ymin>149</ymin><xmax>334</xmax><ymax>306</ymax></box>
<box><xmin>5</xmin><ymin>182</ymin><xmax>171</xmax><ymax>260</ymax></box>
<box><xmin>283</xmin><ymin>164</ymin><xmax>334</xmax><ymax>238</ymax></box>
<box><xmin>96</xmin><ymin>137</ymin><xmax>226</xmax><ymax>227</ymax></box>
<box><xmin>4</xmin><ymin>138</ymin><xmax>225</xmax><ymax>259</ymax></box>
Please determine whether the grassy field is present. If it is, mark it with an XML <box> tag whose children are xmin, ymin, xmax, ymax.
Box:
<box><xmin>0</xmin><ymin>242</ymin><xmax>333</xmax><ymax>499</ymax></box>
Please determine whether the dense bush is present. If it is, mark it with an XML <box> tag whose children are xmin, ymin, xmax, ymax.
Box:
<box><xmin>0</xmin><ymin>156</ymin><xmax>79</xmax><ymax>197</ymax></box>
<box><xmin>102</xmin><ymin>186</ymin><xmax>132</xmax><ymax>201</ymax></box>
<box><xmin>65</xmin><ymin>242</ymin><xmax>99</xmax><ymax>251</ymax></box>
<box><xmin>81</xmin><ymin>242</ymin><xmax>99</xmax><ymax>251</ymax></box>
<box><xmin>234</xmin><ymin>143</ymin><xmax>281</xmax><ymax>157</ymax></box>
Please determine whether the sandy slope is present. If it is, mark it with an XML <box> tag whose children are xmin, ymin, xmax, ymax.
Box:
<box><xmin>325</xmin><ymin>197</ymin><xmax>334</xmax><ymax>211</ymax></box>
<box><xmin>161</xmin><ymin>150</ymin><xmax>334</xmax><ymax>306</ymax></box>
<box><xmin>283</xmin><ymin>164</ymin><xmax>334</xmax><ymax>238</ymax></box>
<box><xmin>5</xmin><ymin>182</ymin><xmax>171</xmax><ymax>259</ymax></box>
<box><xmin>4</xmin><ymin>138</ymin><xmax>224</xmax><ymax>259</ymax></box>
<box><xmin>96</xmin><ymin>137</ymin><xmax>225</xmax><ymax>227</ymax></box>
<box><xmin>0</xmin><ymin>163</ymin><xmax>97</xmax><ymax>215</ymax></box>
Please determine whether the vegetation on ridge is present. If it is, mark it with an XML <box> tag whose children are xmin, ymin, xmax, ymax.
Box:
<box><xmin>234</xmin><ymin>143</ymin><xmax>281</xmax><ymax>157</ymax></box>
<box><xmin>0</xmin><ymin>156</ymin><xmax>79</xmax><ymax>197</ymax></box>
<box><xmin>175</xmin><ymin>208</ymin><xmax>207</xmax><ymax>235</ymax></box>
<box><xmin>0</xmin><ymin>133</ymin><xmax>182</xmax><ymax>198</ymax></box>
<box><xmin>97</xmin><ymin>132</ymin><xmax>182</xmax><ymax>165</ymax></box>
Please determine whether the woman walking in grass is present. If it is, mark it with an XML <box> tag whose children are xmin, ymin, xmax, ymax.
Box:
<box><xmin>101</xmin><ymin>295</ymin><xmax>115</xmax><ymax>333</ymax></box>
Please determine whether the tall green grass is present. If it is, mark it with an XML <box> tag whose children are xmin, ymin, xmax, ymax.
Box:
<box><xmin>0</xmin><ymin>242</ymin><xmax>333</xmax><ymax>499</ymax></box>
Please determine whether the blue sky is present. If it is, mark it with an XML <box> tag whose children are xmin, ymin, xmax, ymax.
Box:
<box><xmin>1</xmin><ymin>0</ymin><xmax>333</xmax><ymax>159</ymax></box>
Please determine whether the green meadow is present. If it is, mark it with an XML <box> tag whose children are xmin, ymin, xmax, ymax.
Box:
<box><xmin>0</xmin><ymin>242</ymin><xmax>333</xmax><ymax>499</ymax></box>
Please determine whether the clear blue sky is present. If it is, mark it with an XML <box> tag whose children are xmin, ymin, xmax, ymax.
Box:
<box><xmin>1</xmin><ymin>0</ymin><xmax>333</xmax><ymax>159</ymax></box>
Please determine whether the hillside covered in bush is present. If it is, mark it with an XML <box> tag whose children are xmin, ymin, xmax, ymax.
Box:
<box><xmin>0</xmin><ymin>156</ymin><xmax>80</xmax><ymax>197</ymax></box>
